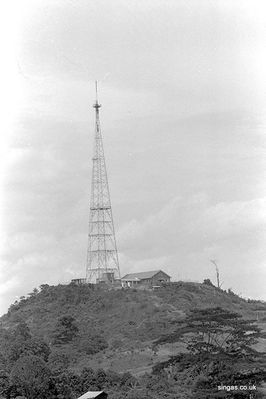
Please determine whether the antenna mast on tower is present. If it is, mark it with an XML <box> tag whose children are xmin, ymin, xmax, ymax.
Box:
<box><xmin>86</xmin><ymin>82</ymin><xmax>120</xmax><ymax>284</ymax></box>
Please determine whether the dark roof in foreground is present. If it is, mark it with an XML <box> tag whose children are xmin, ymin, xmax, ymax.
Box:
<box><xmin>77</xmin><ymin>391</ymin><xmax>105</xmax><ymax>399</ymax></box>
<box><xmin>121</xmin><ymin>270</ymin><xmax>170</xmax><ymax>280</ymax></box>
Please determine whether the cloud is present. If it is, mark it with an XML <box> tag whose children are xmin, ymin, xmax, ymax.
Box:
<box><xmin>0</xmin><ymin>274</ymin><xmax>20</xmax><ymax>296</ymax></box>
<box><xmin>0</xmin><ymin>229</ymin><xmax>88</xmax><ymax>314</ymax></box>
<box><xmin>0</xmin><ymin>264</ymin><xmax>21</xmax><ymax>314</ymax></box>
<box><xmin>119</xmin><ymin>195</ymin><xmax>266</xmax><ymax>246</ymax></box>
<box><xmin>193</xmin><ymin>197</ymin><xmax>266</xmax><ymax>237</ymax></box>
<box><xmin>117</xmin><ymin>195</ymin><xmax>266</xmax><ymax>296</ymax></box>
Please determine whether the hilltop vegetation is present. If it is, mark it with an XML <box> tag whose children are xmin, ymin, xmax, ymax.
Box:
<box><xmin>0</xmin><ymin>281</ymin><xmax>266</xmax><ymax>398</ymax></box>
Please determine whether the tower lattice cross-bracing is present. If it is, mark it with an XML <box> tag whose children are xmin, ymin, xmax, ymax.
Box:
<box><xmin>86</xmin><ymin>82</ymin><xmax>120</xmax><ymax>284</ymax></box>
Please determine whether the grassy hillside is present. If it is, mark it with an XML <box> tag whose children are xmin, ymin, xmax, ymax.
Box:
<box><xmin>1</xmin><ymin>281</ymin><xmax>266</xmax><ymax>376</ymax></box>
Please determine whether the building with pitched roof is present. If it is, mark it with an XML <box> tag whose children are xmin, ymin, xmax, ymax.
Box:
<box><xmin>77</xmin><ymin>391</ymin><xmax>108</xmax><ymax>399</ymax></box>
<box><xmin>121</xmin><ymin>269</ymin><xmax>170</xmax><ymax>288</ymax></box>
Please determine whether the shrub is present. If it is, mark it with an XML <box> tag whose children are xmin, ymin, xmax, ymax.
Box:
<box><xmin>78</xmin><ymin>334</ymin><xmax>108</xmax><ymax>355</ymax></box>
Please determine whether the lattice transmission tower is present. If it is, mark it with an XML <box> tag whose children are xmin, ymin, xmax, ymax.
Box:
<box><xmin>86</xmin><ymin>82</ymin><xmax>120</xmax><ymax>284</ymax></box>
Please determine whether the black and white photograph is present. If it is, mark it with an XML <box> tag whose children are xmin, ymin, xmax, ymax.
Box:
<box><xmin>0</xmin><ymin>1</ymin><xmax>266</xmax><ymax>398</ymax></box>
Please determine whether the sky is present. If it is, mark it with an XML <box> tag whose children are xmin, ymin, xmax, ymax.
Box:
<box><xmin>0</xmin><ymin>0</ymin><xmax>266</xmax><ymax>315</ymax></box>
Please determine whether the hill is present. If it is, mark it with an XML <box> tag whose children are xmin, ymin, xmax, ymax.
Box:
<box><xmin>1</xmin><ymin>281</ymin><xmax>266</xmax><ymax>377</ymax></box>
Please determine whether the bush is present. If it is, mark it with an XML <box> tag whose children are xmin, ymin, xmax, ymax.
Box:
<box><xmin>78</xmin><ymin>334</ymin><xmax>108</xmax><ymax>355</ymax></box>
<box><xmin>203</xmin><ymin>279</ymin><xmax>214</xmax><ymax>287</ymax></box>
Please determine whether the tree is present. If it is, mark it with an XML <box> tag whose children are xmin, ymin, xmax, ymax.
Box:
<box><xmin>51</xmin><ymin>371</ymin><xmax>75</xmax><ymax>399</ymax></box>
<box><xmin>0</xmin><ymin>323</ymin><xmax>50</xmax><ymax>373</ymax></box>
<box><xmin>14</xmin><ymin>322</ymin><xmax>31</xmax><ymax>340</ymax></box>
<box><xmin>210</xmin><ymin>260</ymin><xmax>222</xmax><ymax>289</ymax></box>
<box><xmin>80</xmin><ymin>367</ymin><xmax>96</xmax><ymax>391</ymax></box>
<box><xmin>154</xmin><ymin>307</ymin><xmax>266</xmax><ymax>398</ymax></box>
<box><xmin>52</xmin><ymin>315</ymin><xmax>79</xmax><ymax>345</ymax></box>
<box><xmin>156</xmin><ymin>307</ymin><xmax>263</xmax><ymax>356</ymax></box>
<box><xmin>0</xmin><ymin>370</ymin><xmax>10</xmax><ymax>398</ymax></box>
<box><xmin>10</xmin><ymin>355</ymin><xmax>51</xmax><ymax>399</ymax></box>
<box><xmin>94</xmin><ymin>368</ymin><xmax>107</xmax><ymax>388</ymax></box>
<box><xmin>52</xmin><ymin>370</ymin><xmax>82</xmax><ymax>399</ymax></box>
<box><xmin>9</xmin><ymin>336</ymin><xmax>50</xmax><ymax>363</ymax></box>
<box><xmin>48</xmin><ymin>351</ymin><xmax>70</xmax><ymax>374</ymax></box>
<box><xmin>0</xmin><ymin>327</ymin><xmax>11</xmax><ymax>371</ymax></box>
<box><xmin>8</xmin><ymin>322</ymin><xmax>50</xmax><ymax>364</ymax></box>
<box><xmin>39</xmin><ymin>284</ymin><xmax>50</xmax><ymax>291</ymax></box>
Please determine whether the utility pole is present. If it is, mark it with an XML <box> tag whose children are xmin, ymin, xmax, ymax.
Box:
<box><xmin>86</xmin><ymin>82</ymin><xmax>120</xmax><ymax>284</ymax></box>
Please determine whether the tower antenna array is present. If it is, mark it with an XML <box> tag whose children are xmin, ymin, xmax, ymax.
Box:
<box><xmin>86</xmin><ymin>82</ymin><xmax>120</xmax><ymax>283</ymax></box>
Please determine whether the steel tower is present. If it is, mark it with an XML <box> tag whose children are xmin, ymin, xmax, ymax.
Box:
<box><xmin>86</xmin><ymin>82</ymin><xmax>120</xmax><ymax>284</ymax></box>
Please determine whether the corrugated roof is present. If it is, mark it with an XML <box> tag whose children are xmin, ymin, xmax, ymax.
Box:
<box><xmin>122</xmin><ymin>270</ymin><xmax>169</xmax><ymax>280</ymax></box>
<box><xmin>121</xmin><ymin>277</ymin><xmax>140</xmax><ymax>282</ymax></box>
<box><xmin>77</xmin><ymin>391</ymin><xmax>104</xmax><ymax>399</ymax></box>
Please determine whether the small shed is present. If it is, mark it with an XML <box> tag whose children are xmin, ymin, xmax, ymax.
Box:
<box><xmin>77</xmin><ymin>391</ymin><xmax>108</xmax><ymax>399</ymax></box>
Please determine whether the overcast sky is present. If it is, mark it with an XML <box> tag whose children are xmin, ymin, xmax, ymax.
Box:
<box><xmin>1</xmin><ymin>0</ymin><xmax>266</xmax><ymax>315</ymax></box>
